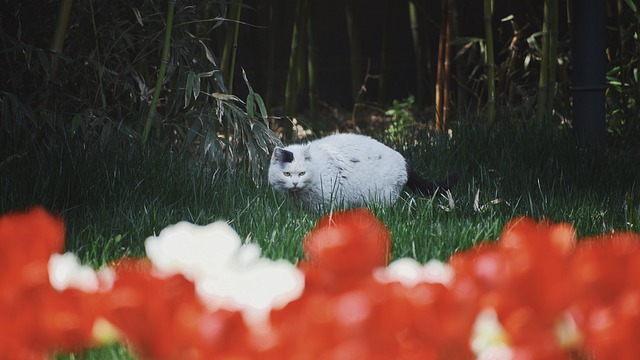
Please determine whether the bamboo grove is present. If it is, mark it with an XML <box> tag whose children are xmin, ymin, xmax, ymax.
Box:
<box><xmin>0</xmin><ymin>0</ymin><xmax>638</xmax><ymax>156</ymax></box>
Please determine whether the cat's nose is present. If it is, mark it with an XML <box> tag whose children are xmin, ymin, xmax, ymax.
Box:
<box><xmin>292</xmin><ymin>182</ymin><xmax>298</xmax><ymax>187</ymax></box>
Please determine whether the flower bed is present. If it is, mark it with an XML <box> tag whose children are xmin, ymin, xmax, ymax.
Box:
<box><xmin>1</xmin><ymin>207</ymin><xmax>639</xmax><ymax>359</ymax></box>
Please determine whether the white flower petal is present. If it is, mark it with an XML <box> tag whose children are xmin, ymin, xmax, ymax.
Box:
<box><xmin>235</xmin><ymin>243</ymin><xmax>262</xmax><ymax>266</ymax></box>
<box><xmin>374</xmin><ymin>258</ymin><xmax>454</xmax><ymax>286</ymax></box>
<box><xmin>196</xmin><ymin>258</ymin><xmax>304</xmax><ymax>323</ymax></box>
<box><xmin>48</xmin><ymin>253</ymin><xmax>100</xmax><ymax>292</ymax></box>
<box><xmin>145</xmin><ymin>221</ymin><xmax>241</xmax><ymax>280</ymax></box>
<box><xmin>145</xmin><ymin>219</ymin><xmax>305</xmax><ymax>328</ymax></box>
<box><xmin>471</xmin><ymin>308</ymin><xmax>512</xmax><ymax>359</ymax></box>
<box><xmin>423</xmin><ymin>259</ymin><xmax>454</xmax><ymax>285</ymax></box>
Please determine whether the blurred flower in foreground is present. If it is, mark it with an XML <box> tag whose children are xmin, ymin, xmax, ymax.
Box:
<box><xmin>0</xmin><ymin>207</ymin><xmax>100</xmax><ymax>358</ymax></box>
<box><xmin>374</xmin><ymin>258</ymin><xmax>454</xmax><ymax>287</ymax></box>
<box><xmin>277</xmin><ymin>209</ymin><xmax>476</xmax><ymax>359</ymax></box>
<box><xmin>300</xmin><ymin>208</ymin><xmax>392</xmax><ymax>292</ymax></box>
<box><xmin>144</xmin><ymin>220</ymin><xmax>304</xmax><ymax>326</ymax></box>
<box><xmin>4</xmin><ymin>207</ymin><xmax>640</xmax><ymax>359</ymax></box>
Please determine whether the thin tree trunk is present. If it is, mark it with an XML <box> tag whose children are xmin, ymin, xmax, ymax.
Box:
<box><xmin>483</xmin><ymin>0</ymin><xmax>496</xmax><ymax>124</ymax></box>
<box><xmin>143</xmin><ymin>0</ymin><xmax>176</xmax><ymax>144</ymax></box>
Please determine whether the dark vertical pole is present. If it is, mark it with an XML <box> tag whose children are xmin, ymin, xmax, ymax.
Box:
<box><xmin>571</xmin><ymin>0</ymin><xmax>606</xmax><ymax>144</ymax></box>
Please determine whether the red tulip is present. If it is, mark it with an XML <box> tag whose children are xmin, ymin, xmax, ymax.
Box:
<box><xmin>0</xmin><ymin>207</ymin><xmax>98</xmax><ymax>357</ymax></box>
<box><xmin>301</xmin><ymin>208</ymin><xmax>392</xmax><ymax>291</ymax></box>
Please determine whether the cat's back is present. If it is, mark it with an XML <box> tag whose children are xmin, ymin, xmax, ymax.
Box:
<box><xmin>309</xmin><ymin>133</ymin><xmax>407</xmax><ymax>179</ymax></box>
<box><xmin>310</xmin><ymin>133</ymin><xmax>403</xmax><ymax>161</ymax></box>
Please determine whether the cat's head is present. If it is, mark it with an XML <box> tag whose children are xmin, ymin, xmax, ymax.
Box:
<box><xmin>268</xmin><ymin>145</ymin><xmax>312</xmax><ymax>193</ymax></box>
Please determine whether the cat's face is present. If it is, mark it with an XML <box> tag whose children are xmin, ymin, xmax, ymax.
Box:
<box><xmin>268</xmin><ymin>146</ymin><xmax>313</xmax><ymax>193</ymax></box>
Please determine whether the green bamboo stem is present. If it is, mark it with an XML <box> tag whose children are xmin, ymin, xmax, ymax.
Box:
<box><xmin>307</xmin><ymin>0</ymin><xmax>319</xmax><ymax>121</ymax></box>
<box><xmin>536</xmin><ymin>0</ymin><xmax>557</xmax><ymax>123</ymax></box>
<box><xmin>545</xmin><ymin>0</ymin><xmax>558</xmax><ymax>122</ymax></box>
<box><xmin>450</xmin><ymin>0</ymin><xmax>468</xmax><ymax>115</ymax></box>
<box><xmin>49</xmin><ymin>0</ymin><xmax>73</xmax><ymax>82</ymax></box>
<box><xmin>536</xmin><ymin>1</ymin><xmax>550</xmax><ymax>123</ymax></box>
<box><xmin>378</xmin><ymin>0</ymin><xmax>393</xmax><ymax>104</ymax></box>
<box><xmin>443</xmin><ymin>3</ymin><xmax>452</xmax><ymax>127</ymax></box>
<box><xmin>296</xmin><ymin>1</ymin><xmax>309</xmax><ymax>108</ymax></box>
<box><xmin>435</xmin><ymin>0</ymin><xmax>447</xmax><ymax>130</ymax></box>
<box><xmin>409</xmin><ymin>0</ymin><xmax>425</xmax><ymax>109</ymax></box>
<box><xmin>142</xmin><ymin>0</ymin><xmax>176</xmax><ymax>144</ymax></box>
<box><xmin>284</xmin><ymin>0</ymin><xmax>306</xmax><ymax>115</ymax></box>
<box><xmin>265</xmin><ymin>0</ymin><xmax>281</xmax><ymax>109</ymax></box>
<box><xmin>220</xmin><ymin>1</ymin><xmax>243</xmax><ymax>93</ymax></box>
<box><xmin>345</xmin><ymin>0</ymin><xmax>363</xmax><ymax>102</ymax></box>
<box><xmin>483</xmin><ymin>0</ymin><xmax>496</xmax><ymax>124</ymax></box>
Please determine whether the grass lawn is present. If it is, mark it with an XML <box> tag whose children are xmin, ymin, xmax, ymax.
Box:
<box><xmin>2</xmin><ymin>117</ymin><xmax>638</xmax><ymax>358</ymax></box>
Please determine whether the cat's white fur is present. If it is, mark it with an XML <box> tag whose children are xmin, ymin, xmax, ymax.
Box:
<box><xmin>268</xmin><ymin>133</ymin><xmax>408</xmax><ymax>209</ymax></box>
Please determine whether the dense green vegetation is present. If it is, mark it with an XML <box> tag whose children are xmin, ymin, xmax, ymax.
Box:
<box><xmin>3</xmin><ymin>116</ymin><xmax>637</xmax><ymax>269</ymax></box>
<box><xmin>1</xmin><ymin>0</ymin><xmax>638</xmax><ymax>357</ymax></box>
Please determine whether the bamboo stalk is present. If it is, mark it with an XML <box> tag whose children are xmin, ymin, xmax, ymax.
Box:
<box><xmin>220</xmin><ymin>1</ymin><xmax>243</xmax><ymax>94</ymax></box>
<box><xmin>345</xmin><ymin>0</ymin><xmax>363</xmax><ymax>102</ymax></box>
<box><xmin>284</xmin><ymin>0</ymin><xmax>306</xmax><ymax>115</ymax></box>
<box><xmin>409</xmin><ymin>0</ymin><xmax>425</xmax><ymax>109</ymax></box>
<box><xmin>483</xmin><ymin>0</ymin><xmax>496</xmax><ymax>124</ymax></box>
<box><xmin>265</xmin><ymin>0</ymin><xmax>281</xmax><ymax>109</ymax></box>
<box><xmin>307</xmin><ymin>0</ymin><xmax>319</xmax><ymax>121</ymax></box>
<box><xmin>142</xmin><ymin>0</ymin><xmax>176</xmax><ymax>144</ymax></box>
<box><xmin>449</xmin><ymin>0</ymin><xmax>467</xmax><ymax>115</ymax></box>
<box><xmin>545</xmin><ymin>0</ymin><xmax>558</xmax><ymax>122</ymax></box>
<box><xmin>296</xmin><ymin>0</ymin><xmax>309</xmax><ymax>108</ymax></box>
<box><xmin>536</xmin><ymin>1</ymin><xmax>549</xmax><ymax>123</ymax></box>
<box><xmin>378</xmin><ymin>0</ymin><xmax>393</xmax><ymax>103</ymax></box>
<box><xmin>536</xmin><ymin>0</ymin><xmax>557</xmax><ymax>123</ymax></box>
<box><xmin>443</xmin><ymin>2</ymin><xmax>452</xmax><ymax>128</ymax></box>
<box><xmin>49</xmin><ymin>0</ymin><xmax>73</xmax><ymax>82</ymax></box>
<box><xmin>435</xmin><ymin>0</ymin><xmax>447</xmax><ymax>130</ymax></box>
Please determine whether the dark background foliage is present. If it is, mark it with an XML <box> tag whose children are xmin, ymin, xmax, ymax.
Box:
<box><xmin>0</xmin><ymin>0</ymin><xmax>638</xmax><ymax>159</ymax></box>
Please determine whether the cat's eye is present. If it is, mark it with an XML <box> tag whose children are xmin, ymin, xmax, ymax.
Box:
<box><xmin>298</xmin><ymin>172</ymin><xmax>306</xmax><ymax>176</ymax></box>
<box><xmin>283</xmin><ymin>172</ymin><xmax>291</xmax><ymax>177</ymax></box>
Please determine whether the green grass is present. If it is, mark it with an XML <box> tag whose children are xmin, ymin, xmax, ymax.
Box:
<box><xmin>1</xmin><ymin>117</ymin><xmax>639</xmax><ymax>358</ymax></box>
<box><xmin>2</xmin><ymin>118</ymin><xmax>638</xmax><ymax>262</ymax></box>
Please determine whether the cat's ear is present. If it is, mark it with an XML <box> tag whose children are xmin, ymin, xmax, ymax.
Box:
<box><xmin>272</xmin><ymin>147</ymin><xmax>294</xmax><ymax>163</ymax></box>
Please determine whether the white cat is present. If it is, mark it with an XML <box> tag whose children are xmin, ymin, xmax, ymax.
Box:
<box><xmin>268</xmin><ymin>133</ymin><xmax>457</xmax><ymax>210</ymax></box>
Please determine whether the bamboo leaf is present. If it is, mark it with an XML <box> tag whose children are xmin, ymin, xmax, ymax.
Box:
<box><xmin>192</xmin><ymin>73</ymin><xmax>200</xmax><ymax>101</ymax></box>
<box><xmin>241</xmin><ymin>68</ymin><xmax>254</xmax><ymax>93</ymax></box>
<box><xmin>253</xmin><ymin>93</ymin><xmax>269</xmax><ymax>122</ymax></box>
<box><xmin>246</xmin><ymin>92</ymin><xmax>255</xmax><ymax>119</ymax></box>
<box><xmin>132</xmin><ymin>7</ymin><xmax>144</xmax><ymax>26</ymax></box>
<box><xmin>624</xmin><ymin>0</ymin><xmax>637</xmax><ymax>13</ymax></box>
<box><xmin>199</xmin><ymin>40</ymin><xmax>217</xmax><ymax>66</ymax></box>
<box><xmin>209</xmin><ymin>92</ymin><xmax>243</xmax><ymax>103</ymax></box>
<box><xmin>184</xmin><ymin>71</ymin><xmax>195</xmax><ymax>108</ymax></box>
<box><xmin>71</xmin><ymin>113</ymin><xmax>83</xmax><ymax>134</ymax></box>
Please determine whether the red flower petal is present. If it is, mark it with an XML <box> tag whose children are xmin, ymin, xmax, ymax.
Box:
<box><xmin>301</xmin><ymin>209</ymin><xmax>392</xmax><ymax>290</ymax></box>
